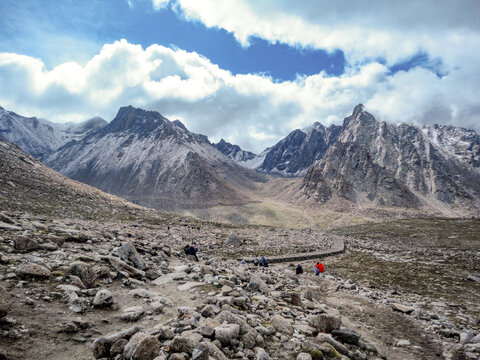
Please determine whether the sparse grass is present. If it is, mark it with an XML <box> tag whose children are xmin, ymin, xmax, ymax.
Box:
<box><xmin>328</xmin><ymin>217</ymin><xmax>480</xmax><ymax>327</ymax></box>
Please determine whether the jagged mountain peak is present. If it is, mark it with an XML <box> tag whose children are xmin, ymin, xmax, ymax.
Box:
<box><xmin>104</xmin><ymin>106</ymin><xmax>169</xmax><ymax>135</ymax></box>
<box><xmin>213</xmin><ymin>138</ymin><xmax>256</xmax><ymax>163</ymax></box>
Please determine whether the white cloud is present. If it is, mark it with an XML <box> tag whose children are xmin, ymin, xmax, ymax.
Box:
<box><xmin>171</xmin><ymin>0</ymin><xmax>480</xmax><ymax>67</ymax></box>
<box><xmin>0</xmin><ymin>39</ymin><xmax>479</xmax><ymax>154</ymax></box>
<box><xmin>152</xmin><ymin>0</ymin><xmax>170</xmax><ymax>10</ymax></box>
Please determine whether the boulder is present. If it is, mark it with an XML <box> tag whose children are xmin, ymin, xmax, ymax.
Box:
<box><xmin>108</xmin><ymin>256</ymin><xmax>145</xmax><ymax>278</ymax></box>
<box><xmin>118</xmin><ymin>242</ymin><xmax>147</xmax><ymax>270</ymax></box>
<box><xmin>271</xmin><ymin>314</ymin><xmax>293</xmax><ymax>336</ymax></box>
<box><xmin>391</xmin><ymin>303</ymin><xmax>414</xmax><ymax>314</ymax></box>
<box><xmin>308</xmin><ymin>314</ymin><xmax>341</xmax><ymax>333</ymax></box>
<box><xmin>254</xmin><ymin>347</ymin><xmax>271</xmax><ymax>360</ymax></box>
<box><xmin>16</xmin><ymin>263</ymin><xmax>51</xmax><ymax>279</ymax></box>
<box><xmin>200</xmin><ymin>341</ymin><xmax>229</xmax><ymax>360</ymax></box>
<box><xmin>169</xmin><ymin>333</ymin><xmax>203</xmax><ymax>355</ymax></box>
<box><xmin>120</xmin><ymin>306</ymin><xmax>145</xmax><ymax>322</ymax></box>
<box><xmin>14</xmin><ymin>237</ymin><xmax>39</xmax><ymax>252</ymax></box>
<box><xmin>332</xmin><ymin>328</ymin><xmax>360</xmax><ymax>346</ymax></box>
<box><xmin>123</xmin><ymin>332</ymin><xmax>161</xmax><ymax>360</ymax></box>
<box><xmin>93</xmin><ymin>289</ymin><xmax>113</xmax><ymax>308</ymax></box>
<box><xmin>91</xmin><ymin>326</ymin><xmax>140</xmax><ymax>359</ymax></box>
<box><xmin>216</xmin><ymin>310</ymin><xmax>252</xmax><ymax>335</ymax></box>
<box><xmin>247</xmin><ymin>275</ymin><xmax>269</xmax><ymax>294</ymax></box>
<box><xmin>70</xmin><ymin>261</ymin><xmax>96</xmax><ymax>288</ymax></box>
<box><xmin>316</xmin><ymin>333</ymin><xmax>350</xmax><ymax>356</ymax></box>
<box><xmin>214</xmin><ymin>323</ymin><xmax>240</xmax><ymax>346</ymax></box>
<box><xmin>110</xmin><ymin>338</ymin><xmax>128</xmax><ymax>357</ymax></box>
<box><xmin>297</xmin><ymin>353</ymin><xmax>313</xmax><ymax>360</ymax></box>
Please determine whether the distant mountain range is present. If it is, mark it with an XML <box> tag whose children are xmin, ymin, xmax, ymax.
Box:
<box><xmin>44</xmin><ymin>106</ymin><xmax>264</xmax><ymax>210</ymax></box>
<box><xmin>0</xmin><ymin>106</ymin><xmax>106</xmax><ymax>160</ymax></box>
<box><xmin>1</xmin><ymin>103</ymin><xmax>479</xmax><ymax>214</ymax></box>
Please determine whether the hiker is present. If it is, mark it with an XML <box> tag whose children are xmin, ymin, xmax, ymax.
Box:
<box><xmin>260</xmin><ymin>256</ymin><xmax>268</xmax><ymax>267</ymax></box>
<box><xmin>184</xmin><ymin>244</ymin><xmax>191</xmax><ymax>255</ymax></box>
<box><xmin>253</xmin><ymin>258</ymin><xmax>259</xmax><ymax>266</ymax></box>
<box><xmin>314</xmin><ymin>262</ymin><xmax>325</xmax><ymax>276</ymax></box>
<box><xmin>188</xmin><ymin>244</ymin><xmax>199</xmax><ymax>261</ymax></box>
<box><xmin>296</xmin><ymin>264</ymin><xmax>303</xmax><ymax>275</ymax></box>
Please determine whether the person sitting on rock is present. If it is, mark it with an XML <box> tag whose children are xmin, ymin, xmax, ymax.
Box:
<box><xmin>296</xmin><ymin>264</ymin><xmax>303</xmax><ymax>275</ymax></box>
<box><xmin>315</xmin><ymin>262</ymin><xmax>324</xmax><ymax>276</ymax></box>
<box><xmin>260</xmin><ymin>256</ymin><xmax>268</xmax><ymax>267</ymax></box>
<box><xmin>253</xmin><ymin>258</ymin><xmax>259</xmax><ymax>266</ymax></box>
<box><xmin>184</xmin><ymin>244</ymin><xmax>191</xmax><ymax>255</ymax></box>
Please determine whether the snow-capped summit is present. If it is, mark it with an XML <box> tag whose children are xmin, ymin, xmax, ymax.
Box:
<box><xmin>0</xmin><ymin>106</ymin><xmax>106</xmax><ymax>160</ymax></box>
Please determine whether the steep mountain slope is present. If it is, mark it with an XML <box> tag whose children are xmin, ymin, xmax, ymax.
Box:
<box><xmin>213</xmin><ymin>139</ymin><xmax>256</xmax><ymax>163</ymax></box>
<box><xmin>0</xmin><ymin>106</ymin><xmax>106</xmax><ymax>160</ymax></box>
<box><xmin>46</xmin><ymin>106</ymin><xmax>264</xmax><ymax>210</ymax></box>
<box><xmin>302</xmin><ymin>105</ymin><xmax>480</xmax><ymax>212</ymax></box>
<box><xmin>0</xmin><ymin>138</ymin><xmax>143</xmax><ymax>218</ymax></box>
<box><xmin>250</xmin><ymin>122</ymin><xmax>342</xmax><ymax>176</ymax></box>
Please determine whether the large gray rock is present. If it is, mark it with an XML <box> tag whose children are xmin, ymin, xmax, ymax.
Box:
<box><xmin>308</xmin><ymin>314</ymin><xmax>341</xmax><ymax>333</ymax></box>
<box><xmin>16</xmin><ymin>263</ymin><xmax>51</xmax><ymax>279</ymax></box>
<box><xmin>91</xmin><ymin>326</ymin><xmax>141</xmax><ymax>359</ymax></box>
<box><xmin>214</xmin><ymin>323</ymin><xmax>240</xmax><ymax>346</ymax></box>
<box><xmin>14</xmin><ymin>236</ymin><xmax>39</xmax><ymax>252</ymax></box>
<box><xmin>93</xmin><ymin>289</ymin><xmax>113</xmax><ymax>308</ymax></box>
<box><xmin>296</xmin><ymin>353</ymin><xmax>312</xmax><ymax>360</ymax></box>
<box><xmin>70</xmin><ymin>261</ymin><xmax>96</xmax><ymax>288</ymax></box>
<box><xmin>332</xmin><ymin>328</ymin><xmax>360</xmax><ymax>346</ymax></box>
<box><xmin>254</xmin><ymin>347</ymin><xmax>272</xmax><ymax>360</ymax></box>
<box><xmin>120</xmin><ymin>306</ymin><xmax>145</xmax><ymax>322</ymax></box>
<box><xmin>271</xmin><ymin>314</ymin><xmax>294</xmax><ymax>336</ymax></box>
<box><xmin>108</xmin><ymin>256</ymin><xmax>145</xmax><ymax>278</ymax></box>
<box><xmin>216</xmin><ymin>310</ymin><xmax>252</xmax><ymax>335</ymax></box>
<box><xmin>169</xmin><ymin>333</ymin><xmax>203</xmax><ymax>355</ymax></box>
<box><xmin>123</xmin><ymin>332</ymin><xmax>161</xmax><ymax>360</ymax></box>
<box><xmin>118</xmin><ymin>242</ymin><xmax>147</xmax><ymax>270</ymax></box>
<box><xmin>199</xmin><ymin>341</ymin><xmax>229</xmax><ymax>360</ymax></box>
<box><xmin>247</xmin><ymin>275</ymin><xmax>269</xmax><ymax>294</ymax></box>
<box><xmin>316</xmin><ymin>333</ymin><xmax>350</xmax><ymax>356</ymax></box>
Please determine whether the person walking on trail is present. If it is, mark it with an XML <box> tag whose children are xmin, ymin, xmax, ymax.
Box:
<box><xmin>188</xmin><ymin>243</ymin><xmax>199</xmax><ymax>261</ymax></box>
<box><xmin>315</xmin><ymin>262</ymin><xmax>325</xmax><ymax>276</ymax></box>
<box><xmin>260</xmin><ymin>256</ymin><xmax>268</xmax><ymax>267</ymax></box>
<box><xmin>296</xmin><ymin>264</ymin><xmax>303</xmax><ymax>275</ymax></box>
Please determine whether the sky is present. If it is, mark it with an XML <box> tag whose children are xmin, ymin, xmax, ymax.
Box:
<box><xmin>0</xmin><ymin>0</ymin><xmax>479</xmax><ymax>153</ymax></box>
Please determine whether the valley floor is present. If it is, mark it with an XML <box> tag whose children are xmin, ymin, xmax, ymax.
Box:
<box><xmin>0</xmin><ymin>211</ymin><xmax>479</xmax><ymax>360</ymax></box>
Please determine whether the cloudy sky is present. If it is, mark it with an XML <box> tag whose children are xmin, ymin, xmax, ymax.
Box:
<box><xmin>0</xmin><ymin>0</ymin><xmax>479</xmax><ymax>152</ymax></box>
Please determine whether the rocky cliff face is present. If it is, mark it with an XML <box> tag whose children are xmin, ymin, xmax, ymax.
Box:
<box><xmin>257</xmin><ymin>123</ymin><xmax>342</xmax><ymax>176</ymax></box>
<box><xmin>302</xmin><ymin>105</ymin><xmax>480</xmax><ymax>211</ymax></box>
<box><xmin>45</xmin><ymin>106</ymin><xmax>264</xmax><ymax>210</ymax></box>
<box><xmin>213</xmin><ymin>139</ymin><xmax>256</xmax><ymax>163</ymax></box>
<box><xmin>0</xmin><ymin>106</ymin><xmax>106</xmax><ymax>160</ymax></box>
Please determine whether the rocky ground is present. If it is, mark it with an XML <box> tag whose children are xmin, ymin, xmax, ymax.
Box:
<box><xmin>1</xmin><ymin>210</ymin><xmax>479</xmax><ymax>360</ymax></box>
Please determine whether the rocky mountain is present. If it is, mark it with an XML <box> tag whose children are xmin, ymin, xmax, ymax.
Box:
<box><xmin>213</xmin><ymin>139</ymin><xmax>256</xmax><ymax>163</ymax></box>
<box><xmin>45</xmin><ymin>106</ymin><xmax>265</xmax><ymax>210</ymax></box>
<box><xmin>0</xmin><ymin>138</ymin><xmax>142</xmax><ymax>218</ymax></box>
<box><xmin>302</xmin><ymin>105</ymin><xmax>480</xmax><ymax>212</ymax></box>
<box><xmin>255</xmin><ymin>123</ymin><xmax>342</xmax><ymax>176</ymax></box>
<box><xmin>0</xmin><ymin>106</ymin><xmax>106</xmax><ymax>160</ymax></box>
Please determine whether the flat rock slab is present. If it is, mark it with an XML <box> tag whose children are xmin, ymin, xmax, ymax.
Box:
<box><xmin>0</xmin><ymin>222</ymin><xmax>22</xmax><ymax>231</ymax></box>
<box><xmin>177</xmin><ymin>282</ymin><xmax>203</xmax><ymax>292</ymax></box>
<box><xmin>391</xmin><ymin>303</ymin><xmax>414</xmax><ymax>314</ymax></box>
<box><xmin>153</xmin><ymin>272</ymin><xmax>187</xmax><ymax>286</ymax></box>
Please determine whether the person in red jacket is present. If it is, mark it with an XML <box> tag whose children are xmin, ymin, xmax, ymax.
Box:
<box><xmin>315</xmin><ymin>262</ymin><xmax>325</xmax><ymax>276</ymax></box>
